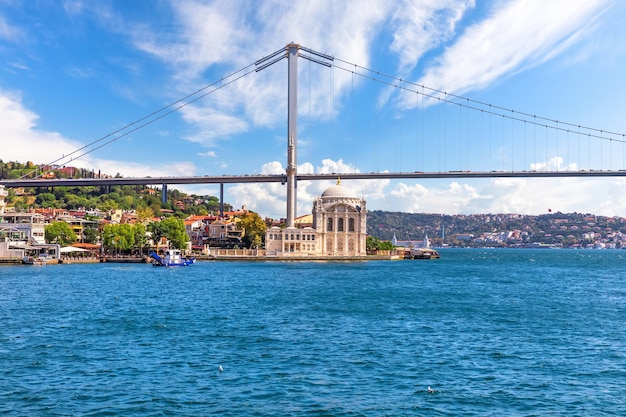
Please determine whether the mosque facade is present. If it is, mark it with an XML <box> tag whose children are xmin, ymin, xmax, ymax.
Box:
<box><xmin>265</xmin><ymin>180</ymin><xmax>367</xmax><ymax>257</ymax></box>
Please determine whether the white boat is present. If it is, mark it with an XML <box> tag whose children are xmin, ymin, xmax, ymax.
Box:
<box><xmin>23</xmin><ymin>254</ymin><xmax>48</xmax><ymax>265</ymax></box>
<box><xmin>149</xmin><ymin>249</ymin><xmax>195</xmax><ymax>267</ymax></box>
<box><xmin>407</xmin><ymin>248</ymin><xmax>440</xmax><ymax>259</ymax></box>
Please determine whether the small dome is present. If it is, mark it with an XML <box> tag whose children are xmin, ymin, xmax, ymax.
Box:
<box><xmin>321</xmin><ymin>180</ymin><xmax>355</xmax><ymax>198</ymax></box>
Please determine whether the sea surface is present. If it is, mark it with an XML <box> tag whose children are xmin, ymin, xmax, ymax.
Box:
<box><xmin>1</xmin><ymin>249</ymin><xmax>625</xmax><ymax>416</ymax></box>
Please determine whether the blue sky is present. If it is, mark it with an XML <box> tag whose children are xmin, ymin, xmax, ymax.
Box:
<box><xmin>2</xmin><ymin>0</ymin><xmax>626</xmax><ymax>220</ymax></box>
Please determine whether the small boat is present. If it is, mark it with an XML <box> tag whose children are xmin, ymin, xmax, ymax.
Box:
<box><xmin>408</xmin><ymin>248</ymin><xmax>440</xmax><ymax>259</ymax></box>
<box><xmin>23</xmin><ymin>254</ymin><xmax>48</xmax><ymax>265</ymax></box>
<box><xmin>149</xmin><ymin>249</ymin><xmax>196</xmax><ymax>267</ymax></box>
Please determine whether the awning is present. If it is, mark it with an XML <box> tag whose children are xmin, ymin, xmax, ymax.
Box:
<box><xmin>9</xmin><ymin>243</ymin><xmax>39</xmax><ymax>250</ymax></box>
<box><xmin>60</xmin><ymin>246</ymin><xmax>91</xmax><ymax>253</ymax></box>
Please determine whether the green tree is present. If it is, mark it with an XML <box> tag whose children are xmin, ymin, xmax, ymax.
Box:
<box><xmin>13</xmin><ymin>198</ymin><xmax>27</xmax><ymax>212</ymax></box>
<box><xmin>83</xmin><ymin>226</ymin><xmax>99</xmax><ymax>244</ymax></box>
<box><xmin>238</xmin><ymin>212</ymin><xmax>266</xmax><ymax>248</ymax></box>
<box><xmin>64</xmin><ymin>194</ymin><xmax>91</xmax><ymax>210</ymax></box>
<box><xmin>379</xmin><ymin>240</ymin><xmax>395</xmax><ymax>250</ymax></box>
<box><xmin>366</xmin><ymin>236</ymin><xmax>381</xmax><ymax>251</ymax></box>
<box><xmin>35</xmin><ymin>192</ymin><xmax>57</xmax><ymax>207</ymax></box>
<box><xmin>102</xmin><ymin>224</ymin><xmax>135</xmax><ymax>254</ymax></box>
<box><xmin>136</xmin><ymin>206</ymin><xmax>155</xmax><ymax>223</ymax></box>
<box><xmin>99</xmin><ymin>198</ymin><xmax>118</xmax><ymax>212</ymax></box>
<box><xmin>163</xmin><ymin>217</ymin><xmax>188</xmax><ymax>249</ymax></box>
<box><xmin>147</xmin><ymin>221</ymin><xmax>165</xmax><ymax>245</ymax></box>
<box><xmin>149</xmin><ymin>217</ymin><xmax>188</xmax><ymax>249</ymax></box>
<box><xmin>5</xmin><ymin>189</ymin><xmax>15</xmax><ymax>204</ymax></box>
<box><xmin>132</xmin><ymin>223</ymin><xmax>148</xmax><ymax>255</ymax></box>
<box><xmin>366</xmin><ymin>236</ymin><xmax>394</xmax><ymax>252</ymax></box>
<box><xmin>45</xmin><ymin>221</ymin><xmax>78</xmax><ymax>246</ymax></box>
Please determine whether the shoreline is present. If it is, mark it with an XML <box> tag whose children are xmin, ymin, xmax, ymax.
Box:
<box><xmin>4</xmin><ymin>253</ymin><xmax>407</xmax><ymax>265</ymax></box>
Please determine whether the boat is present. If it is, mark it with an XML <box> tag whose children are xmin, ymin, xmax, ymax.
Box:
<box><xmin>149</xmin><ymin>249</ymin><xmax>196</xmax><ymax>267</ymax></box>
<box><xmin>408</xmin><ymin>248</ymin><xmax>440</xmax><ymax>260</ymax></box>
<box><xmin>23</xmin><ymin>254</ymin><xmax>48</xmax><ymax>265</ymax></box>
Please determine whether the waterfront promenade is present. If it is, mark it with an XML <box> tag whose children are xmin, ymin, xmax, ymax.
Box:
<box><xmin>4</xmin><ymin>249</ymin><xmax>406</xmax><ymax>265</ymax></box>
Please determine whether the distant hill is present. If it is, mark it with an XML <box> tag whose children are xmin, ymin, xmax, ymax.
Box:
<box><xmin>366</xmin><ymin>210</ymin><xmax>626</xmax><ymax>247</ymax></box>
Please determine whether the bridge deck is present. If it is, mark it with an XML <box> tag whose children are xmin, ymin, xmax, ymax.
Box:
<box><xmin>2</xmin><ymin>170</ymin><xmax>626</xmax><ymax>188</ymax></box>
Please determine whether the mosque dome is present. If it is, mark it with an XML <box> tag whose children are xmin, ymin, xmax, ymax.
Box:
<box><xmin>321</xmin><ymin>179</ymin><xmax>356</xmax><ymax>198</ymax></box>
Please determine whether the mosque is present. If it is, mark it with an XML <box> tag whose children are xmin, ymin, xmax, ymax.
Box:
<box><xmin>263</xmin><ymin>44</ymin><xmax>368</xmax><ymax>258</ymax></box>
<box><xmin>265</xmin><ymin>179</ymin><xmax>367</xmax><ymax>257</ymax></box>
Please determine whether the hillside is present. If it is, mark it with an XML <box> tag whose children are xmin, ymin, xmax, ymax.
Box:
<box><xmin>367</xmin><ymin>210</ymin><xmax>626</xmax><ymax>248</ymax></box>
<box><xmin>0</xmin><ymin>160</ymin><xmax>237</xmax><ymax>216</ymax></box>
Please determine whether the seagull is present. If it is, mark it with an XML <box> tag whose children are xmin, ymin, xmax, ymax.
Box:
<box><xmin>219</xmin><ymin>365</ymin><xmax>223</xmax><ymax>372</ymax></box>
<box><xmin>427</xmin><ymin>386</ymin><xmax>435</xmax><ymax>394</ymax></box>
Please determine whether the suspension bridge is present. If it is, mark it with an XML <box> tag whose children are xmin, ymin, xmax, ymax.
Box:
<box><xmin>2</xmin><ymin>43</ymin><xmax>625</xmax><ymax>219</ymax></box>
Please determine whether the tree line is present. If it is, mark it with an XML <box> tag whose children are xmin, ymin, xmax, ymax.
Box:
<box><xmin>45</xmin><ymin>210</ymin><xmax>268</xmax><ymax>254</ymax></box>
<box><xmin>45</xmin><ymin>217</ymin><xmax>189</xmax><ymax>254</ymax></box>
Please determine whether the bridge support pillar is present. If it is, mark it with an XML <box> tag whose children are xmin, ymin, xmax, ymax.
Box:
<box><xmin>161</xmin><ymin>184</ymin><xmax>167</xmax><ymax>204</ymax></box>
<box><xmin>220</xmin><ymin>183</ymin><xmax>224</xmax><ymax>218</ymax></box>
<box><xmin>286</xmin><ymin>42</ymin><xmax>298</xmax><ymax>227</ymax></box>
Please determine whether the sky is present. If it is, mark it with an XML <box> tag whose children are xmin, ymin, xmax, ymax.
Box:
<box><xmin>2</xmin><ymin>0</ymin><xmax>626</xmax><ymax>220</ymax></box>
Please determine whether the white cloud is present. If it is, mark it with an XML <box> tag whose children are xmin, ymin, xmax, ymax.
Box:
<box><xmin>121</xmin><ymin>0</ymin><xmax>614</xmax><ymax>158</ymax></box>
<box><xmin>0</xmin><ymin>90</ymin><xmax>196</xmax><ymax>178</ymax></box>
<box><xmin>181</xmin><ymin>105</ymin><xmax>249</xmax><ymax>145</ymax></box>
<box><xmin>597</xmin><ymin>178</ymin><xmax>626</xmax><ymax>216</ymax></box>
<box><xmin>375</xmin><ymin>0</ymin><xmax>474</xmax><ymax>108</ymax></box>
<box><xmin>381</xmin><ymin>181</ymin><xmax>482</xmax><ymax>214</ymax></box>
<box><xmin>0</xmin><ymin>90</ymin><xmax>82</xmax><ymax>165</ymax></box>
<box><xmin>0</xmin><ymin>14</ymin><xmax>23</xmax><ymax>42</ymax></box>
<box><xmin>133</xmin><ymin>1</ymin><xmax>250</xmax><ymax>77</ymax></box>
<box><xmin>223</xmin><ymin>156</ymin><xmax>626</xmax><ymax>220</ymax></box>
<box><xmin>390</xmin><ymin>0</ymin><xmax>473</xmax><ymax>74</ymax></box>
<box><xmin>227</xmin><ymin>161</ymin><xmax>287</xmax><ymax>217</ymax></box>
<box><xmin>530</xmin><ymin>156</ymin><xmax>577</xmax><ymax>172</ymax></box>
<box><xmin>399</xmin><ymin>0</ymin><xmax>611</xmax><ymax>108</ymax></box>
<box><xmin>128</xmin><ymin>0</ymin><xmax>389</xmax><ymax>148</ymax></box>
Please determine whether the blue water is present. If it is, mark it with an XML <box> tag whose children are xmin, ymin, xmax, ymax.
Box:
<box><xmin>1</xmin><ymin>249</ymin><xmax>625</xmax><ymax>416</ymax></box>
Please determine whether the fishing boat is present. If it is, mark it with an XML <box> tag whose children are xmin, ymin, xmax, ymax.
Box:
<box><xmin>149</xmin><ymin>249</ymin><xmax>196</xmax><ymax>267</ymax></box>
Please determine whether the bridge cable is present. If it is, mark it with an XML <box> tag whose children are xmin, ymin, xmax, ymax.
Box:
<box><xmin>20</xmin><ymin>59</ymin><xmax>262</xmax><ymax>179</ymax></box>
<box><xmin>22</xmin><ymin>44</ymin><xmax>625</xmax><ymax>181</ymax></box>
<box><xmin>330</xmin><ymin>57</ymin><xmax>626</xmax><ymax>145</ymax></box>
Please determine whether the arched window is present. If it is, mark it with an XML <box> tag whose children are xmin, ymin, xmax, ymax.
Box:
<box><xmin>338</xmin><ymin>218</ymin><xmax>344</xmax><ymax>232</ymax></box>
<box><xmin>348</xmin><ymin>218</ymin><xmax>355</xmax><ymax>232</ymax></box>
<box><xmin>326</xmin><ymin>218</ymin><xmax>333</xmax><ymax>231</ymax></box>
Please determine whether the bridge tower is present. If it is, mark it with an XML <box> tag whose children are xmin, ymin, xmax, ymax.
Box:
<box><xmin>286</xmin><ymin>42</ymin><xmax>298</xmax><ymax>227</ymax></box>
<box><xmin>256</xmin><ymin>43</ymin><xmax>332</xmax><ymax>226</ymax></box>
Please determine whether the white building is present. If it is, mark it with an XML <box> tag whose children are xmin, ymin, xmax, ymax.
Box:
<box><xmin>0</xmin><ymin>212</ymin><xmax>47</xmax><ymax>244</ymax></box>
<box><xmin>391</xmin><ymin>233</ymin><xmax>430</xmax><ymax>249</ymax></box>
<box><xmin>265</xmin><ymin>180</ymin><xmax>367</xmax><ymax>257</ymax></box>
<box><xmin>0</xmin><ymin>185</ymin><xmax>7</xmax><ymax>214</ymax></box>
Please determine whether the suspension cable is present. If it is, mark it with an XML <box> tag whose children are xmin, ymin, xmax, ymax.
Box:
<box><xmin>23</xmin><ymin>44</ymin><xmax>626</xmax><ymax>180</ymax></box>
<box><xmin>331</xmin><ymin>57</ymin><xmax>626</xmax><ymax>144</ymax></box>
<box><xmin>21</xmin><ymin>61</ymin><xmax>258</xmax><ymax>179</ymax></box>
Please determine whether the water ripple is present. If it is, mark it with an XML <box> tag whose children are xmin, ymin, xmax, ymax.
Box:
<box><xmin>1</xmin><ymin>250</ymin><xmax>625</xmax><ymax>415</ymax></box>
